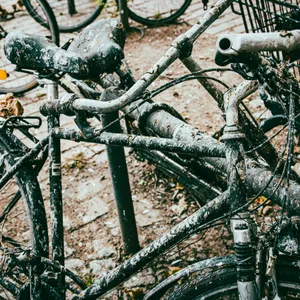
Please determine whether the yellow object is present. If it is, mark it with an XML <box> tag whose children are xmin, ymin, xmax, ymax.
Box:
<box><xmin>0</xmin><ymin>70</ymin><xmax>8</xmax><ymax>80</ymax></box>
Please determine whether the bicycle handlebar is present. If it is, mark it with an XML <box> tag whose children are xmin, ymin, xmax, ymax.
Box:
<box><xmin>217</xmin><ymin>30</ymin><xmax>300</xmax><ymax>55</ymax></box>
<box><xmin>42</xmin><ymin>29</ymin><xmax>300</xmax><ymax>117</ymax></box>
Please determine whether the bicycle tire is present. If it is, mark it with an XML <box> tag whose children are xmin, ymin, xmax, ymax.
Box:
<box><xmin>0</xmin><ymin>0</ymin><xmax>59</xmax><ymax>95</ymax></box>
<box><xmin>165</xmin><ymin>256</ymin><xmax>300</xmax><ymax>299</ymax></box>
<box><xmin>24</xmin><ymin>0</ymin><xmax>106</xmax><ymax>33</ymax></box>
<box><xmin>127</xmin><ymin>0</ymin><xmax>192</xmax><ymax>26</ymax></box>
<box><xmin>0</xmin><ymin>131</ymin><xmax>49</xmax><ymax>297</ymax></box>
<box><xmin>22</xmin><ymin>0</ymin><xmax>59</xmax><ymax>45</ymax></box>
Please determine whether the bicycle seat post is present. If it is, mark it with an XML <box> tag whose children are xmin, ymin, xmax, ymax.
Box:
<box><xmin>39</xmin><ymin>77</ymin><xmax>65</xmax><ymax>297</ymax></box>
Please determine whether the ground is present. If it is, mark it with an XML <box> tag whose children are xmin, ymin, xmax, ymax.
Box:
<box><xmin>0</xmin><ymin>1</ymin><xmax>296</xmax><ymax>299</ymax></box>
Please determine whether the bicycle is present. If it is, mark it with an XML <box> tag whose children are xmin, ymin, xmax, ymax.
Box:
<box><xmin>23</xmin><ymin>0</ymin><xmax>193</xmax><ymax>32</ymax></box>
<box><xmin>2</xmin><ymin>0</ymin><xmax>300</xmax><ymax>299</ymax></box>
<box><xmin>0</xmin><ymin>0</ymin><xmax>59</xmax><ymax>95</ymax></box>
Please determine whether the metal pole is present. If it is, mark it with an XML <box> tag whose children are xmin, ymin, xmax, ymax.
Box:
<box><xmin>68</xmin><ymin>0</ymin><xmax>77</xmax><ymax>15</ymax></box>
<box><xmin>118</xmin><ymin>0</ymin><xmax>129</xmax><ymax>30</ymax></box>
<box><xmin>101</xmin><ymin>90</ymin><xmax>140</xmax><ymax>255</ymax></box>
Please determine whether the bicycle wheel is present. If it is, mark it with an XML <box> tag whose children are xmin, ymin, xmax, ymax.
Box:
<box><xmin>0</xmin><ymin>0</ymin><xmax>59</xmax><ymax>95</ymax></box>
<box><xmin>0</xmin><ymin>130</ymin><xmax>49</xmax><ymax>298</ymax></box>
<box><xmin>127</xmin><ymin>0</ymin><xmax>192</xmax><ymax>26</ymax></box>
<box><xmin>24</xmin><ymin>0</ymin><xmax>106</xmax><ymax>33</ymax></box>
<box><xmin>165</xmin><ymin>256</ymin><xmax>300</xmax><ymax>299</ymax></box>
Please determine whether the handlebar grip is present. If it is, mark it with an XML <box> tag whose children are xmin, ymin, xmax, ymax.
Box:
<box><xmin>217</xmin><ymin>30</ymin><xmax>300</xmax><ymax>56</ymax></box>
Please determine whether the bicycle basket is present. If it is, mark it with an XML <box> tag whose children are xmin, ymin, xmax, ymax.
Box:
<box><xmin>232</xmin><ymin>0</ymin><xmax>300</xmax><ymax>33</ymax></box>
<box><xmin>232</xmin><ymin>0</ymin><xmax>300</xmax><ymax>75</ymax></box>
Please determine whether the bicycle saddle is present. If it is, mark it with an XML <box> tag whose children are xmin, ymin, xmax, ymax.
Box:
<box><xmin>4</xmin><ymin>19</ymin><xmax>126</xmax><ymax>79</ymax></box>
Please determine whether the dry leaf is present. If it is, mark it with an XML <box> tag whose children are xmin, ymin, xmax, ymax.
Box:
<box><xmin>0</xmin><ymin>93</ymin><xmax>24</xmax><ymax>118</ymax></box>
<box><xmin>168</xmin><ymin>265</ymin><xmax>182</xmax><ymax>276</ymax></box>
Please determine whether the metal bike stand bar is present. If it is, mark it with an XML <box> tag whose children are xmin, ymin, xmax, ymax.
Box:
<box><xmin>118</xmin><ymin>0</ymin><xmax>144</xmax><ymax>41</ymax></box>
<box><xmin>118</xmin><ymin>0</ymin><xmax>129</xmax><ymax>30</ymax></box>
<box><xmin>67</xmin><ymin>0</ymin><xmax>77</xmax><ymax>15</ymax></box>
<box><xmin>45</xmin><ymin>80</ymin><xmax>65</xmax><ymax>297</ymax></box>
<box><xmin>101</xmin><ymin>90</ymin><xmax>140</xmax><ymax>255</ymax></box>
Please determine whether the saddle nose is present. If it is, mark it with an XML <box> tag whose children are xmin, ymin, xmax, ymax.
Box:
<box><xmin>4</xmin><ymin>31</ymin><xmax>89</xmax><ymax>78</ymax></box>
<box><xmin>4</xmin><ymin>18</ymin><xmax>126</xmax><ymax>80</ymax></box>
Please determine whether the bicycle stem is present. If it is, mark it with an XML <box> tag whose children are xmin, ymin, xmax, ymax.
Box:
<box><xmin>224</xmin><ymin>80</ymin><xmax>258</xmax><ymax>127</ymax></box>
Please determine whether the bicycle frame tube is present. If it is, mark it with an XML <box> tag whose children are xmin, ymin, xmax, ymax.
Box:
<box><xmin>53</xmin><ymin>128</ymin><xmax>226</xmax><ymax>158</ymax></box>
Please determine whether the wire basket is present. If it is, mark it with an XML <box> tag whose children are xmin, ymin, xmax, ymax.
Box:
<box><xmin>232</xmin><ymin>0</ymin><xmax>300</xmax><ymax>33</ymax></box>
<box><xmin>232</xmin><ymin>0</ymin><xmax>300</xmax><ymax>76</ymax></box>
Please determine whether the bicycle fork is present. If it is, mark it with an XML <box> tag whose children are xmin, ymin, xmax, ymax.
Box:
<box><xmin>223</xmin><ymin>81</ymin><xmax>260</xmax><ymax>300</ymax></box>
<box><xmin>223</xmin><ymin>81</ymin><xmax>284</xmax><ymax>299</ymax></box>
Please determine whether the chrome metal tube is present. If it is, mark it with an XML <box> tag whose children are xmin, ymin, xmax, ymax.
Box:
<box><xmin>224</xmin><ymin>80</ymin><xmax>258</xmax><ymax>127</ymax></box>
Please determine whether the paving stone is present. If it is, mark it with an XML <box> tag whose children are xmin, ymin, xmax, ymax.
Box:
<box><xmin>123</xmin><ymin>270</ymin><xmax>156</xmax><ymax>288</ymax></box>
<box><xmin>65</xmin><ymin>258</ymin><xmax>85</xmax><ymax>271</ymax></box>
<box><xmin>92</xmin><ymin>240</ymin><xmax>117</xmax><ymax>258</ymax></box>
<box><xmin>89</xmin><ymin>259</ymin><xmax>116</xmax><ymax>276</ymax></box>
<box><xmin>111</xmin><ymin>227</ymin><xmax>120</xmax><ymax>236</ymax></box>
<box><xmin>64</xmin><ymin>197</ymin><xmax>109</xmax><ymax>230</ymax></box>
<box><xmin>134</xmin><ymin>199</ymin><xmax>163</xmax><ymax>227</ymax></box>
<box><xmin>97</xmin><ymin>247</ymin><xmax>117</xmax><ymax>259</ymax></box>
<box><xmin>64</xmin><ymin>242</ymin><xmax>75</xmax><ymax>258</ymax></box>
